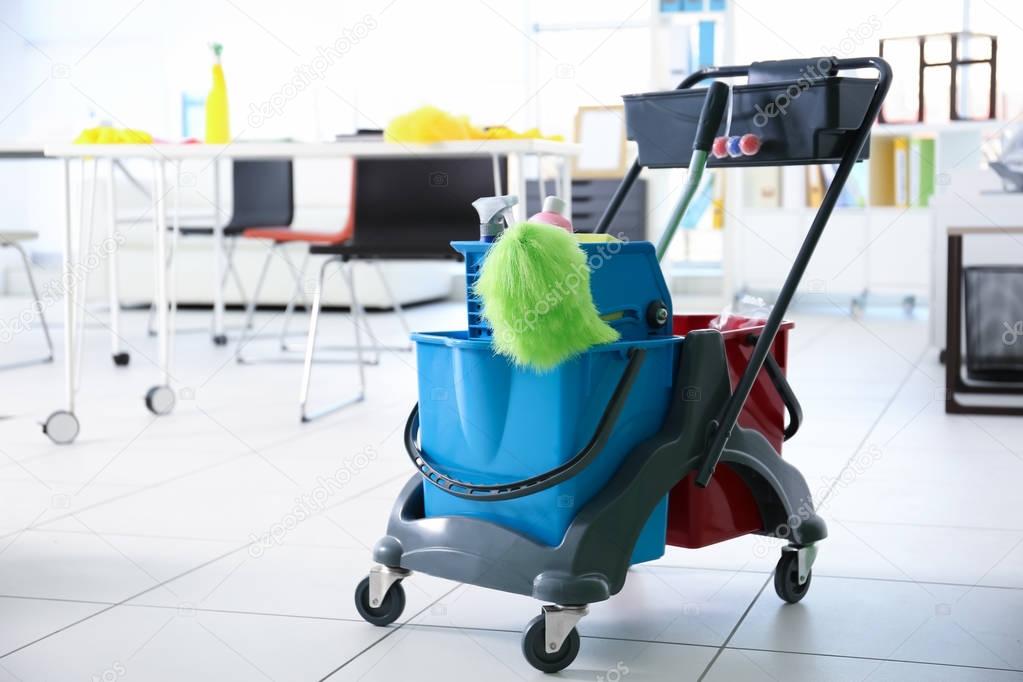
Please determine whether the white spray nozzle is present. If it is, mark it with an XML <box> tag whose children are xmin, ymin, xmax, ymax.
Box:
<box><xmin>472</xmin><ymin>195</ymin><xmax>518</xmax><ymax>241</ymax></box>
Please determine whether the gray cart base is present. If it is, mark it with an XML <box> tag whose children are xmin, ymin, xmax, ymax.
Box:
<box><xmin>357</xmin><ymin>331</ymin><xmax>825</xmax><ymax>671</ymax></box>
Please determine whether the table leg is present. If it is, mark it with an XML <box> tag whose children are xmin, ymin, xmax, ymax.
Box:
<box><xmin>212</xmin><ymin>160</ymin><xmax>226</xmax><ymax>345</ymax></box>
<box><xmin>145</xmin><ymin>160</ymin><xmax>176</xmax><ymax>416</ymax></box>
<box><xmin>64</xmin><ymin>161</ymin><xmax>77</xmax><ymax>414</ymax></box>
<box><xmin>559</xmin><ymin>154</ymin><xmax>572</xmax><ymax>221</ymax></box>
<box><xmin>168</xmin><ymin>161</ymin><xmax>181</xmax><ymax>379</ymax></box>
<box><xmin>491</xmin><ymin>154</ymin><xmax>503</xmax><ymax>196</ymax></box>
<box><xmin>943</xmin><ymin>233</ymin><xmax>1023</xmax><ymax>415</ymax></box>
<box><xmin>42</xmin><ymin>159</ymin><xmax>81</xmax><ymax>444</ymax></box>
<box><xmin>72</xmin><ymin>159</ymin><xmax>98</xmax><ymax>394</ymax></box>
<box><xmin>515</xmin><ymin>152</ymin><xmax>528</xmax><ymax>223</ymax></box>
<box><xmin>944</xmin><ymin>234</ymin><xmax>961</xmax><ymax>414</ymax></box>
<box><xmin>105</xmin><ymin>159</ymin><xmax>128</xmax><ymax>367</ymax></box>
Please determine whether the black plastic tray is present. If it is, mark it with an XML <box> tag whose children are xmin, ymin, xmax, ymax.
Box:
<box><xmin>623</xmin><ymin>76</ymin><xmax>876</xmax><ymax>168</ymax></box>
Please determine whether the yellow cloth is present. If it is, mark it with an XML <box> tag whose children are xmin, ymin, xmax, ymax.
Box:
<box><xmin>74</xmin><ymin>126</ymin><xmax>153</xmax><ymax>144</ymax></box>
<box><xmin>574</xmin><ymin>234</ymin><xmax>620</xmax><ymax>243</ymax></box>
<box><xmin>384</xmin><ymin>106</ymin><xmax>562</xmax><ymax>144</ymax></box>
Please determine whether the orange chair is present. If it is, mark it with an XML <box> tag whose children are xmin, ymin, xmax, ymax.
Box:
<box><xmin>233</xmin><ymin>162</ymin><xmax>358</xmax><ymax>362</ymax></box>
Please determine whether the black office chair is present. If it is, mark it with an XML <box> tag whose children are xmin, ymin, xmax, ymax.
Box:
<box><xmin>151</xmin><ymin>160</ymin><xmax>294</xmax><ymax>342</ymax></box>
<box><xmin>299</xmin><ymin>155</ymin><xmax>507</xmax><ymax>422</ymax></box>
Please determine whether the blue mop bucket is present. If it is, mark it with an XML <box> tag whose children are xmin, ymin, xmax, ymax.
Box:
<box><xmin>413</xmin><ymin>331</ymin><xmax>681</xmax><ymax>564</ymax></box>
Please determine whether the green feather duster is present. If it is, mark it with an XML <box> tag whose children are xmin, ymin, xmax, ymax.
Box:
<box><xmin>474</xmin><ymin>222</ymin><xmax>619</xmax><ymax>371</ymax></box>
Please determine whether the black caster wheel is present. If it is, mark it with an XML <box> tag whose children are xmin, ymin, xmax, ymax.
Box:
<box><xmin>213</xmin><ymin>334</ymin><xmax>228</xmax><ymax>346</ymax></box>
<box><xmin>774</xmin><ymin>550</ymin><xmax>812</xmax><ymax>604</ymax></box>
<box><xmin>354</xmin><ymin>576</ymin><xmax>405</xmax><ymax>626</ymax></box>
<box><xmin>42</xmin><ymin>410</ymin><xmax>80</xmax><ymax>445</ymax></box>
<box><xmin>521</xmin><ymin>614</ymin><xmax>580</xmax><ymax>674</ymax></box>
<box><xmin>112</xmin><ymin>352</ymin><xmax>130</xmax><ymax>367</ymax></box>
<box><xmin>144</xmin><ymin>386</ymin><xmax>176</xmax><ymax>416</ymax></box>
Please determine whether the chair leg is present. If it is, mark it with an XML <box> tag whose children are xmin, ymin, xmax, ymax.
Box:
<box><xmin>278</xmin><ymin>248</ymin><xmax>309</xmax><ymax>351</ymax></box>
<box><xmin>299</xmin><ymin>257</ymin><xmax>367</xmax><ymax>422</ymax></box>
<box><xmin>15</xmin><ymin>241</ymin><xmax>54</xmax><ymax>361</ymax></box>
<box><xmin>346</xmin><ymin>260</ymin><xmax>372</xmax><ymax>378</ymax></box>
<box><xmin>234</xmin><ymin>242</ymin><xmax>276</xmax><ymax>363</ymax></box>
<box><xmin>373</xmin><ymin>260</ymin><xmax>413</xmax><ymax>351</ymax></box>
<box><xmin>333</xmin><ymin>261</ymin><xmax>381</xmax><ymax>365</ymax></box>
<box><xmin>0</xmin><ymin>241</ymin><xmax>54</xmax><ymax>371</ymax></box>
<box><xmin>223</xmin><ymin>237</ymin><xmax>249</xmax><ymax>319</ymax></box>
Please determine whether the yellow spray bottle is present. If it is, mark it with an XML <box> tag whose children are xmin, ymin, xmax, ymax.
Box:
<box><xmin>205</xmin><ymin>43</ymin><xmax>230</xmax><ymax>143</ymax></box>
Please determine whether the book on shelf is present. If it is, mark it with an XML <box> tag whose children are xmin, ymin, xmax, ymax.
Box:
<box><xmin>893</xmin><ymin>136</ymin><xmax>910</xmax><ymax>207</ymax></box>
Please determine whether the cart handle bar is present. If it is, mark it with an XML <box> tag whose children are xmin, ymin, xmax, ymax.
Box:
<box><xmin>404</xmin><ymin>347</ymin><xmax>646</xmax><ymax>502</ymax></box>
<box><xmin>694</xmin><ymin>56</ymin><xmax>892</xmax><ymax>487</ymax></box>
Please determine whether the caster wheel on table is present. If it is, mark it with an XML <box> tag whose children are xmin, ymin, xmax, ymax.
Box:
<box><xmin>213</xmin><ymin>334</ymin><xmax>228</xmax><ymax>346</ymax></box>
<box><xmin>112</xmin><ymin>352</ymin><xmax>130</xmax><ymax>367</ymax></box>
<box><xmin>144</xmin><ymin>386</ymin><xmax>176</xmax><ymax>416</ymax></box>
<box><xmin>42</xmin><ymin>410</ymin><xmax>80</xmax><ymax>445</ymax></box>
<box><xmin>521</xmin><ymin>614</ymin><xmax>580</xmax><ymax>674</ymax></box>
<box><xmin>774</xmin><ymin>548</ymin><xmax>812</xmax><ymax>604</ymax></box>
<box><xmin>354</xmin><ymin>576</ymin><xmax>405</xmax><ymax>626</ymax></box>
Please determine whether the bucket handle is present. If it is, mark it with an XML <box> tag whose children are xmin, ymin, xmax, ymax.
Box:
<box><xmin>404</xmin><ymin>347</ymin><xmax>647</xmax><ymax>501</ymax></box>
<box><xmin>745</xmin><ymin>333</ymin><xmax>802</xmax><ymax>441</ymax></box>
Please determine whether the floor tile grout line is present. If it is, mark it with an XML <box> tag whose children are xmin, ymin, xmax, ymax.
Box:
<box><xmin>401</xmin><ymin>621</ymin><xmax>1023</xmax><ymax>675</ymax></box>
<box><xmin>814</xmin><ymin>344</ymin><xmax>930</xmax><ymax>511</ymax></box>
<box><xmin>0</xmin><ymin>449</ymin><xmax>260</xmax><ymax>542</ymax></box>
<box><xmin>5</xmin><ymin>560</ymin><xmax>1023</xmax><ymax>618</ymax></box>
<box><xmin>645</xmin><ymin>564</ymin><xmax>1023</xmax><ymax>592</ymax></box>
<box><xmin>0</xmin><ymin>543</ymin><xmax>244</xmax><ymax>660</ymax></box>
<box><xmin>317</xmin><ymin>584</ymin><xmax>462</xmax><ymax>681</ymax></box>
<box><xmin>0</xmin><ymin>389</ymin><xmax>415</xmax><ymax>542</ymax></box>
<box><xmin>721</xmin><ymin>644</ymin><xmax>1023</xmax><ymax>675</ymax></box>
<box><xmin>697</xmin><ymin>574</ymin><xmax>772</xmax><ymax>681</ymax></box>
<box><xmin>697</xmin><ymin>340</ymin><xmax>928</xmax><ymax>681</ymax></box>
<box><xmin>2</xmin><ymin>591</ymin><xmax>1020</xmax><ymax>677</ymax></box>
<box><xmin>4</xmin><ymin>459</ymin><xmax>408</xmax><ymax>545</ymax></box>
<box><xmin>0</xmin><ymin>471</ymin><xmax>411</xmax><ymax>660</ymax></box>
<box><xmin>17</xmin><ymin>524</ymin><xmax>386</xmax><ymax>551</ymax></box>
<box><xmin>825</xmin><ymin>517</ymin><xmax>1023</xmax><ymax>534</ymax></box>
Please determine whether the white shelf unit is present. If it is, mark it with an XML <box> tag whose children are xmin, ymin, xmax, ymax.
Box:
<box><xmin>724</xmin><ymin>120</ymin><xmax>1001</xmax><ymax>312</ymax></box>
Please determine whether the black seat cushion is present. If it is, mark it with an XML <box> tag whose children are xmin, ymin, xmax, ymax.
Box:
<box><xmin>176</xmin><ymin>225</ymin><xmax>249</xmax><ymax>237</ymax></box>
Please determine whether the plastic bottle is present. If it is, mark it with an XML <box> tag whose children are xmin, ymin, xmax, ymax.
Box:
<box><xmin>205</xmin><ymin>43</ymin><xmax>230</xmax><ymax>143</ymax></box>
<box><xmin>529</xmin><ymin>196</ymin><xmax>573</xmax><ymax>232</ymax></box>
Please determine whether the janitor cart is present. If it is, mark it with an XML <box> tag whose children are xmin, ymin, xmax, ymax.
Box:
<box><xmin>353</xmin><ymin>56</ymin><xmax>891</xmax><ymax>673</ymax></box>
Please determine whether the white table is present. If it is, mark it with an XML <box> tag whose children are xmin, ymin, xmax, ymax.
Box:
<box><xmin>41</xmin><ymin>139</ymin><xmax>581</xmax><ymax>443</ymax></box>
<box><xmin>930</xmin><ymin>179</ymin><xmax>1023</xmax><ymax>349</ymax></box>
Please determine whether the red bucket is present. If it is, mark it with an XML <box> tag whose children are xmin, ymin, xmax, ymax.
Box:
<box><xmin>666</xmin><ymin>314</ymin><xmax>794</xmax><ymax>549</ymax></box>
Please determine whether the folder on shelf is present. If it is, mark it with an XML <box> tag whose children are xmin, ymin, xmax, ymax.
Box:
<box><xmin>910</xmin><ymin>137</ymin><xmax>936</xmax><ymax>207</ymax></box>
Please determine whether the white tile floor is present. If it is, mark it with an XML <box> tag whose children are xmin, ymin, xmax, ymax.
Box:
<box><xmin>0</xmin><ymin>298</ymin><xmax>1022</xmax><ymax>681</ymax></box>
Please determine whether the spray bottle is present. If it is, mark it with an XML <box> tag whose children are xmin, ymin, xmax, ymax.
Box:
<box><xmin>472</xmin><ymin>195</ymin><xmax>518</xmax><ymax>243</ymax></box>
<box><xmin>205</xmin><ymin>43</ymin><xmax>230</xmax><ymax>143</ymax></box>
